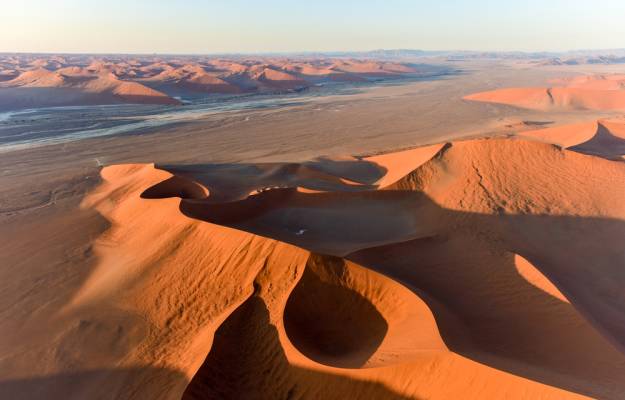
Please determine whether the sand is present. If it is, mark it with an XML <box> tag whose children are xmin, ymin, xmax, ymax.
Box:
<box><xmin>0</xmin><ymin>55</ymin><xmax>432</xmax><ymax>111</ymax></box>
<box><xmin>464</xmin><ymin>74</ymin><xmax>625</xmax><ymax>111</ymax></box>
<box><xmin>517</xmin><ymin>118</ymin><xmax>625</xmax><ymax>160</ymax></box>
<box><xmin>0</xmin><ymin>67</ymin><xmax>180</xmax><ymax>109</ymax></box>
<box><xmin>5</xmin><ymin>135</ymin><xmax>624</xmax><ymax>399</ymax></box>
<box><xmin>2</xmin><ymin>61</ymin><xmax>625</xmax><ymax>399</ymax></box>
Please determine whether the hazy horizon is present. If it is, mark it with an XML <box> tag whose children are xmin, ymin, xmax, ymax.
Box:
<box><xmin>3</xmin><ymin>48</ymin><xmax>625</xmax><ymax>57</ymax></box>
<box><xmin>4</xmin><ymin>0</ymin><xmax>625</xmax><ymax>54</ymax></box>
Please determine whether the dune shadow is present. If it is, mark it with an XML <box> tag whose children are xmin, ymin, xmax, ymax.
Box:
<box><xmin>283</xmin><ymin>254</ymin><xmax>388</xmax><ymax>368</ymax></box>
<box><xmin>147</xmin><ymin>158</ymin><xmax>384</xmax><ymax>204</ymax></box>
<box><xmin>0</xmin><ymin>366</ymin><xmax>188</xmax><ymax>400</ymax></box>
<box><xmin>347</xmin><ymin>211</ymin><xmax>625</xmax><ymax>400</ymax></box>
<box><xmin>140</xmin><ymin>175</ymin><xmax>209</xmax><ymax>200</ymax></box>
<box><xmin>165</xmin><ymin>184</ymin><xmax>625</xmax><ymax>399</ymax></box>
<box><xmin>183</xmin><ymin>293</ymin><xmax>417</xmax><ymax>400</ymax></box>
<box><xmin>303</xmin><ymin>157</ymin><xmax>386</xmax><ymax>185</ymax></box>
<box><xmin>568</xmin><ymin>121</ymin><xmax>625</xmax><ymax>160</ymax></box>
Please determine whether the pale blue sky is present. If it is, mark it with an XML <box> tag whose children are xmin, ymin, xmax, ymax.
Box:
<box><xmin>2</xmin><ymin>0</ymin><xmax>625</xmax><ymax>53</ymax></box>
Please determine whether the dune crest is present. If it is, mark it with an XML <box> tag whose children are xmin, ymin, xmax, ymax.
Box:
<box><xmin>514</xmin><ymin>254</ymin><xmax>568</xmax><ymax>303</ymax></box>
<box><xmin>364</xmin><ymin>143</ymin><xmax>446</xmax><ymax>187</ymax></box>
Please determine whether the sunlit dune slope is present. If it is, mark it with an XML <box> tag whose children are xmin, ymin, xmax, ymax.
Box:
<box><xmin>12</xmin><ymin>134</ymin><xmax>622</xmax><ymax>399</ymax></box>
<box><xmin>464</xmin><ymin>74</ymin><xmax>625</xmax><ymax>111</ymax></box>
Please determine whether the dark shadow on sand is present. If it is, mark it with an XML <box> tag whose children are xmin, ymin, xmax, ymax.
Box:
<box><xmin>166</xmin><ymin>186</ymin><xmax>625</xmax><ymax>400</ymax></box>
<box><xmin>183</xmin><ymin>294</ymin><xmax>416</xmax><ymax>400</ymax></box>
<box><xmin>0</xmin><ymin>367</ymin><xmax>187</xmax><ymax>400</ymax></box>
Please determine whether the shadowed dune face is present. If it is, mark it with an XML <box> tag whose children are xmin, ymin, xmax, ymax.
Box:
<box><xmin>0</xmin><ymin>367</ymin><xmax>188</xmax><ymax>400</ymax></box>
<box><xmin>567</xmin><ymin>120</ymin><xmax>625</xmax><ymax>159</ymax></box>
<box><xmin>152</xmin><ymin>160</ymin><xmax>381</xmax><ymax>204</ymax></box>
<box><xmin>182</xmin><ymin>294</ymin><xmax>416</xmax><ymax>400</ymax></box>
<box><xmin>138</xmin><ymin>135</ymin><xmax>625</xmax><ymax>398</ymax></box>
<box><xmin>150</xmin><ymin>143</ymin><xmax>442</xmax><ymax>204</ymax></box>
<box><xmin>140</xmin><ymin>175</ymin><xmax>209</xmax><ymax>200</ymax></box>
<box><xmin>284</xmin><ymin>254</ymin><xmax>445</xmax><ymax>368</ymax></box>
<box><xmin>284</xmin><ymin>255</ymin><xmax>389</xmax><ymax>368</ymax></box>
<box><xmin>346</xmin><ymin>224</ymin><xmax>625</xmax><ymax>398</ymax></box>
<box><xmin>517</xmin><ymin>118</ymin><xmax>625</xmax><ymax>160</ymax></box>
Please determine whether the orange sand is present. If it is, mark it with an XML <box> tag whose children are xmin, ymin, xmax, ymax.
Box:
<box><xmin>6</xmin><ymin>135</ymin><xmax>619</xmax><ymax>399</ymax></box>
<box><xmin>3</xmin><ymin>65</ymin><xmax>625</xmax><ymax>398</ymax></box>
<box><xmin>464</xmin><ymin>74</ymin><xmax>625</xmax><ymax>111</ymax></box>
<box><xmin>518</xmin><ymin>118</ymin><xmax>625</xmax><ymax>160</ymax></box>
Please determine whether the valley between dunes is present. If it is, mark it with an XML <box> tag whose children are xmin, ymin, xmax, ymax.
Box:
<box><xmin>2</xmin><ymin>116</ymin><xmax>625</xmax><ymax>399</ymax></box>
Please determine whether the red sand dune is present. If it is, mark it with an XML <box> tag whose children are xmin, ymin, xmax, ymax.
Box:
<box><xmin>518</xmin><ymin>118</ymin><xmax>625</xmax><ymax>159</ymax></box>
<box><xmin>0</xmin><ymin>55</ymin><xmax>425</xmax><ymax>109</ymax></box>
<box><xmin>464</xmin><ymin>74</ymin><xmax>625</xmax><ymax>111</ymax></box>
<box><xmin>139</xmin><ymin>64</ymin><xmax>241</xmax><ymax>94</ymax></box>
<box><xmin>364</xmin><ymin>143</ymin><xmax>446</xmax><ymax>187</ymax></box>
<box><xmin>252</xmin><ymin>67</ymin><xmax>309</xmax><ymax>90</ymax></box>
<box><xmin>0</xmin><ymin>67</ymin><xmax>179</xmax><ymax>108</ymax></box>
<box><xmin>8</xmin><ymin>135</ymin><xmax>619</xmax><ymax>399</ymax></box>
<box><xmin>182</xmin><ymin>71</ymin><xmax>240</xmax><ymax>93</ymax></box>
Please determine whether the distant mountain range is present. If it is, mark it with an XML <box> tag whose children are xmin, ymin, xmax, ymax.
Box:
<box><xmin>4</xmin><ymin>48</ymin><xmax>625</xmax><ymax>60</ymax></box>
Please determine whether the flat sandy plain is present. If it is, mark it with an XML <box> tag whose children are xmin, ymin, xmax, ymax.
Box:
<box><xmin>1</xmin><ymin>58</ymin><xmax>625</xmax><ymax>400</ymax></box>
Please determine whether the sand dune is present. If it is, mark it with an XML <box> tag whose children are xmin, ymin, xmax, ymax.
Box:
<box><xmin>0</xmin><ymin>54</ymin><xmax>427</xmax><ymax>109</ymax></box>
<box><xmin>250</xmin><ymin>66</ymin><xmax>309</xmax><ymax>90</ymax></box>
<box><xmin>517</xmin><ymin>120</ymin><xmax>599</xmax><ymax>147</ymax></box>
<box><xmin>4</xmin><ymin>59</ymin><xmax>625</xmax><ymax>398</ymax></box>
<box><xmin>283</xmin><ymin>254</ymin><xmax>447</xmax><ymax>369</ymax></box>
<box><xmin>0</xmin><ymin>67</ymin><xmax>179</xmax><ymax>108</ymax></box>
<box><xmin>182</xmin><ymin>72</ymin><xmax>240</xmax><ymax>94</ymax></box>
<box><xmin>364</xmin><ymin>143</ymin><xmax>446</xmax><ymax>187</ymax></box>
<box><xmin>567</xmin><ymin>119</ymin><xmax>625</xmax><ymax>159</ymax></box>
<box><xmin>464</xmin><ymin>74</ymin><xmax>625</xmax><ymax>111</ymax></box>
<box><xmin>329</xmin><ymin>60</ymin><xmax>418</xmax><ymax>76</ymax></box>
<box><xmin>147</xmin><ymin>140</ymin><xmax>625</xmax><ymax>351</ymax></box>
<box><xmin>518</xmin><ymin>118</ymin><xmax>625</xmax><ymax>159</ymax></box>
<box><xmin>10</xmin><ymin>134</ymin><xmax>619</xmax><ymax>399</ymax></box>
<box><xmin>139</xmin><ymin>65</ymin><xmax>242</xmax><ymax>94</ymax></box>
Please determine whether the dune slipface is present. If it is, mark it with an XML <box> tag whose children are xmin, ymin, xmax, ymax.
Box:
<box><xmin>30</xmin><ymin>134</ymin><xmax>623</xmax><ymax>400</ymax></box>
<box><xmin>517</xmin><ymin>118</ymin><xmax>625</xmax><ymax>160</ymax></box>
